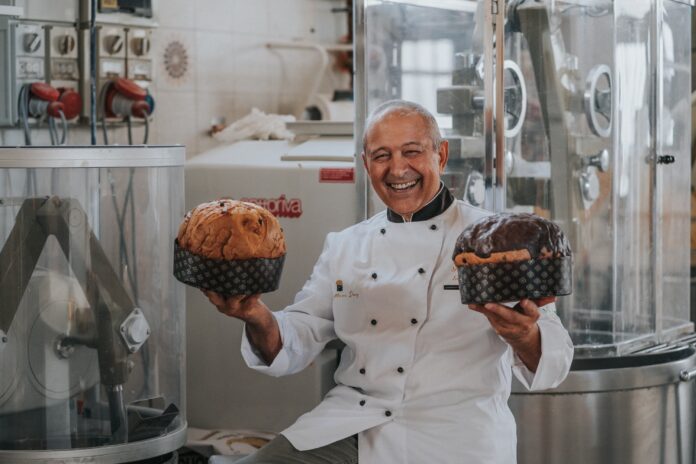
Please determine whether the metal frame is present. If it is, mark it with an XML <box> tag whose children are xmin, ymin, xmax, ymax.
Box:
<box><xmin>0</xmin><ymin>423</ymin><xmax>186</xmax><ymax>464</ymax></box>
<box><xmin>651</xmin><ymin>0</ymin><xmax>664</xmax><ymax>343</ymax></box>
<box><xmin>512</xmin><ymin>350</ymin><xmax>696</xmax><ymax>394</ymax></box>
<box><xmin>483</xmin><ymin>0</ymin><xmax>495</xmax><ymax>211</ymax></box>
<box><xmin>353</xmin><ymin>0</ymin><xmax>368</xmax><ymax>221</ymax></box>
<box><xmin>0</xmin><ymin>145</ymin><xmax>184</xmax><ymax>168</ymax></box>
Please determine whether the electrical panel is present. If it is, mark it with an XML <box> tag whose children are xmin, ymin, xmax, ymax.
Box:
<box><xmin>0</xmin><ymin>0</ymin><xmax>157</xmax><ymax>137</ymax></box>
<box><xmin>15</xmin><ymin>22</ymin><xmax>45</xmax><ymax>85</ymax></box>
<box><xmin>97</xmin><ymin>0</ymin><xmax>153</xmax><ymax>18</ymax></box>
<box><xmin>0</xmin><ymin>17</ymin><xmax>14</xmax><ymax>126</ymax></box>
<box><xmin>126</xmin><ymin>27</ymin><xmax>152</xmax><ymax>87</ymax></box>
<box><xmin>46</xmin><ymin>24</ymin><xmax>79</xmax><ymax>90</ymax></box>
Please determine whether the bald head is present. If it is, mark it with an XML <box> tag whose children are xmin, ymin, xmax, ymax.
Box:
<box><xmin>362</xmin><ymin>100</ymin><xmax>442</xmax><ymax>153</ymax></box>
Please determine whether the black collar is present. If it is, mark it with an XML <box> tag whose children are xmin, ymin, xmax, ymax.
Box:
<box><xmin>386</xmin><ymin>183</ymin><xmax>454</xmax><ymax>223</ymax></box>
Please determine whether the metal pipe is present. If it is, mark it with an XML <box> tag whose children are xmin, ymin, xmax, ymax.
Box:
<box><xmin>266</xmin><ymin>40</ymin><xmax>330</xmax><ymax>119</ymax></box>
<box><xmin>354</xmin><ymin>0</ymin><xmax>367</xmax><ymax>221</ymax></box>
<box><xmin>494</xmin><ymin>0</ymin><xmax>506</xmax><ymax>211</ymax></box>
<box><xmin>89</xmin><ymin>0</ymin><xmax>97</xmax><ymax>145</ymax></box>
<box><xmin>483</xmin><ymin>0</ymin><xmax>495</xmax><ymax>210</ymax></box>
<box><xmin>106</xmin><ymin>384</ymin><xmax>128</xmax><ymax>444</ymax></box>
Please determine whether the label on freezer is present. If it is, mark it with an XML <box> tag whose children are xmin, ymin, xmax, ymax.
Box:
<box><xmin>319</xmin><ymin>168</ymin><xmax>354</xmax><ymax>183</ymax></box>
<box><xmin>240</xmin><ymin>194</ymin><xmax>303</xmax><ymax>218</ymax></box>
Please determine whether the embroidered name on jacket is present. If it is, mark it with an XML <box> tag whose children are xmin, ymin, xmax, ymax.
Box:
<box><xmin>334</xmin><ymin>279</ymin><xmax>359</xmax><ymax>298</ymax></box>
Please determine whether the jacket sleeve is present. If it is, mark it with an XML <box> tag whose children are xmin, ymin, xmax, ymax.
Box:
<box><xmin>240</xmin><ymin>233</ymin><xmax>337</xmax><ymax>377</ymax></box>
<box><xmin>512</xmin><ymin>302</ymin><xmax>574</xmax><ymax>391</ymax></box>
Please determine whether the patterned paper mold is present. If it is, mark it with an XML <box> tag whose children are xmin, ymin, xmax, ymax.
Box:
<box><xmin>457</xmin><ymin>256</ymin><xmax>572</xmax><ymax>305</ymax></box>
<box><xmin>173</xmin><ymin>241</ymin><xmax>285</xmax><ymax>295</ymax></box>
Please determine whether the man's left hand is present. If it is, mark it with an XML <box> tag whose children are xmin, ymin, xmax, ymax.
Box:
<box><xmin>468</xmin><ymin>297</ymin><xmax>556</xmax><ymax>372</ymax></box>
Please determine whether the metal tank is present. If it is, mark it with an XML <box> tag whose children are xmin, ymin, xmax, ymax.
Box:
<box><xmin>355</xmin><ymin>0</ymin><xmax>696</xmax><ymax>462</ymax></box>
<box><xmin>0</xmin><ymin>146</ymin><xmax>186</xmax><ymax>463</ymax></box>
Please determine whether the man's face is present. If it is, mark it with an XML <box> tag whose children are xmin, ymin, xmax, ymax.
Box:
<box><xmin>362</xmin><ymin>112</ymin><xmax>449</xmax><ymax>216</ymax></box>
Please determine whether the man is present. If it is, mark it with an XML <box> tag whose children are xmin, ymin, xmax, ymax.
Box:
<box><xmin>205</xmin><ymin>100</ymin><xmax>573</xmax><ymax>463</ymax></box>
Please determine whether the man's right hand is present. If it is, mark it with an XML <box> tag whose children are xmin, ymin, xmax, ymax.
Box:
<box><xmin>203</xmin><ymin>290</ymin><xmax>282</xmax><ymax>365</ymax></box>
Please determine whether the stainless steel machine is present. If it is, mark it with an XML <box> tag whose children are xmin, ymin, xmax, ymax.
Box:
<box><xmin>0</xmin><ymin>146</ymin><xmax>186</xmax><ymax>463</ymax></box>
<box><xmin>355</xmin><ymin>0</ymin><xmax>696</xmax><ymax>462</ymax></box>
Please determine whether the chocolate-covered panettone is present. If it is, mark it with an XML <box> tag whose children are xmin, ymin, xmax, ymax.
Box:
<box><xmin>173</xmin><ymin>199</ymin><xmax>286</xmax><ymax>295</ymax></box>
<box><xmin>452</xmin><ymin>213</ymin><xmax>572</xmax><ymax>304</ymax></box>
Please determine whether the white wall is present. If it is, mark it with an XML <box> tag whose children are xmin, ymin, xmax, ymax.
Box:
<box><xmin>0</xmin><ymin>0</ymin><xmax>349</xmax><ymax>158</ymax></box>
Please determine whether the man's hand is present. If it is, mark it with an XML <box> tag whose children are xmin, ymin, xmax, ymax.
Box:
<box><xmin>204</xmin><ymin>291</ymin><xmax>268</xmax><ymax>323</ymax></box>
<box><xmin>468</xmin><ymin>297</ymin><xmax>555</xmax><ymax>372</ymax></box>
<box><xmin>203</xmin><ymin>290</ymin><xmax>282</xmax><ymax>365</ymax></box>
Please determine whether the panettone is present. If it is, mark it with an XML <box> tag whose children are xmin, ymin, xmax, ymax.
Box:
<box><xmin>176</xmin><ymin>199</ymin><xmax>286</xmax><ymax>260</ymax></box>
<box><xmin>452</xmin><ymin>213</ymin><xmax>572</xmax><ymax>304</ymax></box>
<box><xmin>173</xmin><ymin>199</ymin><xmax>286</xmax><ymax>296</ymax></box>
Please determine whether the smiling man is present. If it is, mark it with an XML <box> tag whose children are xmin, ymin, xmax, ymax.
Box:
<box><xmin>362</xmin><ymin>104</ymin><xmax>446</xmax><ymax>218</ymax></box>
<box><xmin>206</xmin><ymin>100</ymin><xmax>573</xmax><ymax>464</ymax></box>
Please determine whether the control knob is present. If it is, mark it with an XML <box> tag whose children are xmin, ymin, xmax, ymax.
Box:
<box><xmin>105</xmin><ymin>34</ymin><xmax>124</xmax><ymax>55</ymax></box>
<box><xmin>131</xmin><ymin>37</ymin><xmax>151</xmax><ymax>57</ymax></box>
<box><xmin>58</xmin><ymin>34</ymin><xmax>76</xmax><ymax>55</ymax></box>
<box><xmin>24</xmin><ymin>32</ymin><xmax>42</xmax><ymax>54</ymax></box>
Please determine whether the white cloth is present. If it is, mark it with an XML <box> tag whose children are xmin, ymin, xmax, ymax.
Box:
<box><xmin>213</xmin><ymin>108</ymin><xmax>295</xmax><ymax>143</ymax></box>
<box><xmin>241</xmin><ymin>200</ymin><xmax>574</xmax><ymax>463</ymax></box>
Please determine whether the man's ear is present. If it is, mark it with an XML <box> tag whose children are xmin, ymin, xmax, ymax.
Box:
<box><xmin>362</xmin><ymin>152</ymin><xmax>369</xmax><ymax>173</ymax></box>
<box><xmin>438</xmin><ymin>140</ymin><xmax>449</xmax><ymax>173</ymax></box>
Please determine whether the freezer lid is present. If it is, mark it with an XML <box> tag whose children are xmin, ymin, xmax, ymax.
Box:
<box><xmin>281</xmin><ymin>137</ymin><xmax>355</xmax><ymax>162</ymax></box>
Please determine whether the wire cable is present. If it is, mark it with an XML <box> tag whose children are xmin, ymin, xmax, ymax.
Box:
<box><xmin>99</xmin><ymin>82</ymin><xmax>111</xmax><ymax>145</ymax></box>
<box><xmin>58</xmin><ymin>110</ymin><xmax>68</xmax><ymax>145</ymax></box>
<box><xmin>126</xmin><ymin>116</ymin><xmax>133</xmax><ymax>145</ymax></box>
<box><xmin>48</xmin><ymin>116</ymin><xmax>57</xmax><ymax>145</ymax></box>
<box><xmin>143</xmin><ymin>114</ymin><xmax>149</xmax><ymax>144</ymax></box>
<box><xmin>18</xmin><ymin>85</ymin><xmax>32</xmax><ymax>146</ymax></box>
<box><xmin>89</xmin><ymin>0</ymin><xmax>97</xmax><ymax>145</ymax></box>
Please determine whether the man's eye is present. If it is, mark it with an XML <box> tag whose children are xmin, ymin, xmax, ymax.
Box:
<box><xmin>405</xmin><ymin>150</ymin><xmax>421</xmax><ymax>156</ymax></box>
<box><xmin>373</xmin><ymin>153</ymin><xmax>388</xmax><ymax>161</ymax></box>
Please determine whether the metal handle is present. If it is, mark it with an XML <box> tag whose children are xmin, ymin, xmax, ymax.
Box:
<box><xmin>679</xmin><ymin>368</ymin><xmax>696</xmax><ymax>382</ymax></box>
<box><xmin>502</xmin><ymin>60</ymin><xmax>527</xmax><ymax>138</ymax></box>
<box><xmin>584</xmin><ymin>64</ymin><xmax>612</xmax><ymax>138</ymax></box>
<box><xmin>581</xmin><ymin>149</ymin><xmax>610</xmax><ymax>172</ymax></box>
<box><xmin>657</xmin><ymin>155</ymin><xmax>675</xmax><ymax>165</ymax></box>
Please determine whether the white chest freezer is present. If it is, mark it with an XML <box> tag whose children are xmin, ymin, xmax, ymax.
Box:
<box><xmin>184</xmin><ymin>137</ymin><xmax>357</xmax><ymax>432</ymax></box>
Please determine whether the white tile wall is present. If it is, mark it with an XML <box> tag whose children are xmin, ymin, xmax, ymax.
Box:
<box><xmin>1</xmin><ymin>0</ymin><xmax>349</xmax><ymax>159</ymax></box>
<box><xmin>196</xmin><ymin>0</ymin><xmax>236</xmax><ymax>33</ymax></box>
<box><xmin>194</xmin><ymin>90</ymin><xmax>237</xmax><ymax>154</ymax></box>
<box><xmin>152</xmin><ymin>90</ymin><xmax>199</xmax><ymax>153</ymax></box>
<box><xmin>232</xmin><ymin>0</ymin><xmax>270</xmax><ymax>35</ymax></box>
<box><xmin>157</xmin><ymin>0</ymin><xmax>197</xmax><ymax>30</ymax></box>
<box><xmin>155</xmin><ymin>29</ymin><xmax>197</xmax><ymax>93</ymax></box>
<box><xmin>268</xmin><ymin>0</ymin><xmax>311</xmax><ymax>39</ymax></box>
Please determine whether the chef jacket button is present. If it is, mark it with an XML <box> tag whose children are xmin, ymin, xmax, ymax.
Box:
<box><xmin>385</xmin><ymin>410</ymin><xmax>392</xmax><ymax>417</ymax></box>
<box><xmin>418</xmin><ymin>268</ymin><xmax>425</xmax><ymax>274</ymax></box>
<box><xmin>360</xmin><ymin>400</ymin><xmax>366</xmax><ymax>406</ymax></box>
<box><xmin>397</xmin><ymin>367</ymin><xmax>404</xmax><ymax>373</ymax></box>
<box><xmin>411</xmin><ymin>318</ymin><xmax>418</xmax><ymax>325</ymax></box>
<box><xmin>371</xmin><ymin>319</ymin><xmax>377</xmax><ymax>326</ymax></box>
<box><xmin>371</xmin><ymin>273</ymin><xmax>377</xmax><ymax>280</ymax></box>
<box><xmin>430</xmin><ymin>224</ymin><xmax>437</xmax><ymax>230</ymax></box>
<box><xmin>380</xmin><ymin>228</ymin><xmax>386</xmax><ymax>234</ymax></box>
<box><xmin>360</xmin><ymin>368</ymin><xmax>366</xmax><ymax>374</ymax></box>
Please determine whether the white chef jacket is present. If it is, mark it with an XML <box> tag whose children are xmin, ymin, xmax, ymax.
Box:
<box><xmin>241</xmin><ymin>199</ymin><xmax>574</xmax><ymax>463</ymax></box>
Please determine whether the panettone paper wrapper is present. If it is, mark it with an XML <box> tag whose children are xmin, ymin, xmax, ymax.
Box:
<box><xmin>173</xmin><ymin>241</ymin><xmax>285</xmax><ymax>295</ymax></box>
<box><xmin>457</xmin><ymin>256</ymin><xmax>572</xmax><ymax>305</ymax></box>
